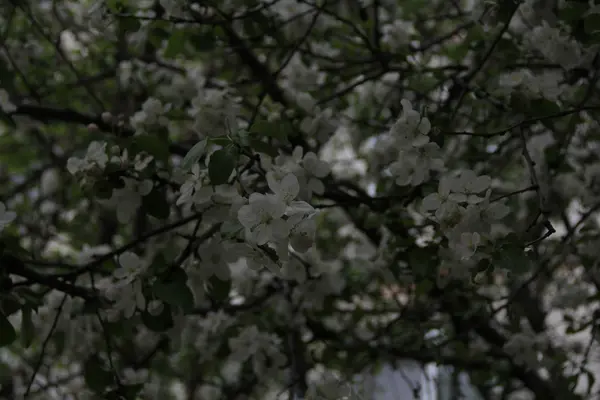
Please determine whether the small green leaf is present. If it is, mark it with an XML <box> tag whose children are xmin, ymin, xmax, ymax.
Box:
<box><xmin>494</xmin><ymin>243</ymin><xmax>533</xmax><ymax>276</ymax></box>
<box><xmin>181</xmin><ymin>139</ymin><xmax>207</xmax><ymax>171</ymax></box>
<box><xmin>143</xmin><ymin>188</ymin><xmax>170</xmax><ymax>219</ymax></box>
<box><xmin>83</xmin><ymin>356</ymin><xmax>114</xmax><ymax>393</ymax></box>
<box><xmin>529</xmin><ymin>98</ymin><xmax>561</xmax><ymax>116</ymax></box>
<box><xmin>584</xmin><ymin>12</ymin><xmax>600</xmax><ymax>35</ymax></box>
<box><xmin>560</xmin><ymin>2</ymin><xmax>588</xmax><ymax>22</ymax></box>
<box><xmin>206</xmin><ymin>275</ymin><xmax>231</xmax><ymax>303</ymax></box>
<box><xmin>1</xmin><ymin>234</ymin><xmax>28</xmax><ymax>259</ymax></box>
<box><xmin>0</xmin><ymin>294</ymin><xmax>22</xmax><ymax>318</ymax></box>
<box><xmin>190</xmin><ymin>29</ymin><xmax>217</xmax><ymax>51</ymax></box>
<box><xmin>93</xmin><ymin>179</ymin><xmax>114</xmax><ymax>199</ymax></box>
<box><xmin>249</xmin><ymin>138</ymin><xmax>279</xmax><ymax>157</ymax></box>
<box><xmin>210</xmin><ymin>137</ymin><xmax>232</xmax><ymax>146</ymax></box>
<box><xmin>142</xmin><ymin>304</ymin><xmax>174</xmax><ymax>332</ymax></box>
<box><xmin>20</xmin><ymin>306</ymin><xmax>34</xmax><ymax>348</ymax></box>
<box><xmin>106</xmin><ymin>0</ymin><xmax>125</xmax><ymax>12</ymax></box>
<box><xmin>153</xmin><ymin>277</ymin><xmax>195</xmax><ymax>313</ymax></box>
<box><xmin>164</xmin><ymin>29</ymin><xmax>187</xmax><ymax>58</ymax></box>
<box><xmin>250</xmin><ymin>117</ymin><xmax>289</xmax><ymax>142</ymax></box>
<box><xmin>0</xmin><ymin>312</ymin><xmax>16</xmax><ymax>347</ymax></box>
<box><xmin>132</xmin><ymin>135</ymin><xmax>169</xmax><ymax>163</ymax></box>
<box><xmin>208</xmin><ymin>149</ymin><xmax>236</xmax><ymax>185</ymax></box>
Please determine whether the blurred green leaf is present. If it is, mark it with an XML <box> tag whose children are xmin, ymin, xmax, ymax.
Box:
<box><xmin>208</xmin><ymin>148</ymin><xmax>236</xmax><ymax>185</ymax></box>
<box><xmin>83</xmin><ymin>356</ymin><xmax>114</xmax><ymax>394</ymax></box>
<box><xmin>143</xmin><ymin>188</ymin><xmax>170</xmax><ymax>219</ymax></box>
<box><xmin>0</xmin><ymin>312</ymin><xmax>16</xmax><ymax>348</ymax></box>
<box><xmin>131</xmin><ymin>135</ymin><xmax>169</xmax><ymax>163</ymax></box>
<box><xmin>142</xmin><ymin>305</ymin><xmax>175</xmax><ymax>332</ymax></box>
<box><xmin>181</xmin><ymin>139</ymin><xmax>207</xmax><ymax>171</ymax></box>
<box><xmin>20</xmin><ymin>306</ymin><xmax>34</xmax><ymax>348</ymax></box>
<box><xmin>206</xmin><ymin>275</ymin><xmax>231</xmax><ymax>304</ymax></box>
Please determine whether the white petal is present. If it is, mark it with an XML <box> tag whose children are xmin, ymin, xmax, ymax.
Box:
<box><xmin>139</xmin><ymin>180</ymin><xmax>153</xmax><ymax>196</ymax></box>
<box><xmin>270</xmin><ymin>218</ymin><xmax>290</xmax><ymax>240</ymax></box>
<box><xmin>421</xmin><ymin>193</ymin><xmax>441</xmax><ymax>211</ymax></box>
<box><xmin>469</xmin><ymin>175</ymin><xmax>492</xmax><ymax>193</ymax></box>
<box><xmin>237</xmin><ymin>205</ymin><xmax>260</xmax><ymax>228</ymax></box>
<box><xmin>418</xmin><ymin>118</ymin><xmax>431</xmax><ymax>134</ymax></box>
<box><xmin>252</xmin><ymin>224</ymin><xmax>271</xmax><ymax>245</ymax></box>
<box><xmin>279</xmin><ymin>173</ymin><xmax>300</xmax><ymax>202</ymax></box>
<box><xmin>292</xmin><ymin>146</ymin><xmax>304</xmax><ymax>161</ymax></box>
<box><xmin>119</xmin><ymin>252</ymin><xmax>140</xmax><ymax>269</ymax></box>
<box><xmin>266</xmin><ymin>171</ymin><xmax>280</xmax><ymax>193</ymax></box>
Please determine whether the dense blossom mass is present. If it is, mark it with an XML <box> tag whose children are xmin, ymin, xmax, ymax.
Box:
<box><xmin>2</xmin><ymin>0</ymin><xmax>600</xmax><ymax>399</ymax></box>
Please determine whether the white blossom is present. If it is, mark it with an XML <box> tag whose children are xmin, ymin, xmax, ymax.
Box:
<box><xmin>114</xmin><ymin>251</ymin><xmax>146</xmax><ymax>284</ymax></box>
<box><xmin>0</xmin><ymin>202</ymin><xmax>17</xmax><ymax>232</ymax></box>
<box><xmin>228</xmin><ymin>326</ymin><xmax>286</xmax><ymax>374</ymax></box>
<box><xmin>105</xmin><ymin>178</ymin><xmax>153</xmax><ymax>223</ymax></box>
<box><xmin>237</xmin><ymin>193</ymin><xmax>287</xmax><ymax>245</ymax></box>
<box><xmin>0</xmin><ymin>89</ymin><xmax>16</xmax><ymax>112</ymax></box>
<box><xmin>67</xmin><ymin>141</ymin><xmax>109</xmax><ymax>175</ymax></box>
<box><xmin>197</xmin><ymin>237</ymin><xmax>232</xmax><ymax>281</ymax></box>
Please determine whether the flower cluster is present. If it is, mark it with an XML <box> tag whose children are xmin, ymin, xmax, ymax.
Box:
<box><xmin>421</xmin><ymin>170</ymin><xmax>510</xmax><ymax>269</ymax></box>
<box><xmin>189</xmin><ymin>88</ymin><xmax>239</xmax><ymax>138</ymax></box>
<box><xmin>382</xmin><ymin>20</ymin><xmax>413</xmax><ymax>51</ymax></box>
<box><xmin>525</xmin><ymin>22</ymin><xmax>585</xmax><ymax>70</ymax></box>
<box><xmin>387</xmin><ymin>99</ymin><xmax>444</xmax><ymax>186</ymax></box>
<box><xmin>504</xmin><ymin>322</ymin><xmax>549</xmax><ymax>370</ymax></box>
<box><xmin>66</xmin><ymin>141</ymin><xmax>109</xmax><ymax>176</ymax></box>
<box><xmin>263</xmin><ymin>146</ymin><xmax>330</xmax><ymax>200</ymax></box>
<box><xmin>101</xmin><ymin>252</ymin><xmax>148</xmax><ymax>320</ymax></box>
<box><xmin>130</xmin><ymin>97</ymin><xmax>171</xmax><ymax>133</ymax></box>
<box><xmin>228</xmin><ymin>326</ymin><xmax>286</xmax><ymax>375</ymax></box>
<box><xmin>237</xmin><ymin>173</ymin><xmax>318</xmax><ymax>261</ymax></box>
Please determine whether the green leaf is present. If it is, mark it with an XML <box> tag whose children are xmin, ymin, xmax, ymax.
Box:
<box><xmin>190</xmin><ymin>29</ymin><xmax>218</xmax><ymax>52</ymax></box>
<box><xmin>208</xmin><ymin>149</ymin><xmax>236</xmax><ymax>185</ymax></box>
<box><xmin>529</xmin><ymin>98</ymin><xmax>561</xmax><ymax>116</ymax></box>
<box><xmin>415</xmin><ymin>279</ymin><xmax>433</xmax><ymax>296</ymax></box>
<box><xmin>206</xmin><ymin>275</ymin><xmax>231</xmax><ymax>303</ymax></box>
<box><xmin>131</xmin><ymin>135</ymin><xmax>169</xmax><ymax>163</ymax></box>
<box><xmin>153</xmin><ymin>275</ymin><xmax>195</xmax><ymax>313</ymax></box>
<box><xmin>0</xmin><ymin>312</ymin><xmax>16</xmax><ymax>347</ymax></box>
<box><xmin>181</xmin><ymin>139</ymin><xmax>207</xmax><ymax>171</ymax></box>
<box><xmin>560</xmin><ymin>2</ymin><xmax>588</xmax><ymax>22</ymax></box>
<box><xmin>0</xmin><ymin>294</ymin><xmax>21</xmax><ymax>318</ymax></box>
<box><xmin>164</xmin><ymin>29</ymin><xmax>187</xmax><ymax>58</ymax></box>
<box><xmin>584</xmin><ymin>12</ymin><xmax>600</xmax><ymax>35</ymax></box>
<box><xmin>20</xmin><ymin>306</ymin><xmax>34</xmax><ymax>348</ymax></box>
<box><xmin>494</xmin><ymin>243</ymin><xmax>533</xmax><ymax>276</ymax></box>
<box><xmin>249</xmin><ymin>138</ymin><xmax>279</xmax><ymax>157</ymax></box>
<box><xmin>106</xmin><ymin>0</ymin><xmax>126</xmax><ymax>12</ymax></box>
<box><xmin>1</xmin><ymin>234</ymin><xmax>28</xmax><ymax>259</ymax></box>
<box><xmin>143</xmin><ymin>188</ymin><xmax>170</xmax><ymax>219</ymax></box>
<box><xmin>141</xmin><ymin>305</ymin><xmax>174</xmax><ymax>332</ymax></box>
<box><xmin>93</xmin><ymin>179</ymin><xmax>114</xmax><ymax>199</ymax></box>
<box><xmin>210</xmin><ymin>137</ymin><xmax>232</xmax><ymax>146</ymax></box>
<box><xmin>250</xmin><ymin>117</ymin><xmax>289</xmax><ymax>142</ymax></box>
<box><xmin>83</xmin><ymin>356</ymin><xmax>114</xmax><ymax>393</ymax></box>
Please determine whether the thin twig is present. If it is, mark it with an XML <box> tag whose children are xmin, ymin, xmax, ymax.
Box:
<box><xmin>24</xmin><ymin>294</ymin><xmax>68</xmax><ymax>397</ymax></box>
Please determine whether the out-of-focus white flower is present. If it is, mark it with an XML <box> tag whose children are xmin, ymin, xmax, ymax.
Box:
<box><xmin>114</xmin><ymin>251</ymin><xmax>146</xmax><ymax>284</ymax></box>
<box><xmin>106</xmin><ymin>178</ymin><xmax>153</xmax><ymax>223</ymax></box>
<box><xmin>0</xmin><ymin>89</ymin><xmax>16</xmax><ymax>112</ymax></box>
<box><xmin>237</xmin><ymin>193</ymin><xmax>287</xmax><ymax>245</ymax></box>
<box><xmin>0</xmin><ymin>202</ymin><xmax>17</xmax><ymax>232</ymax></box>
